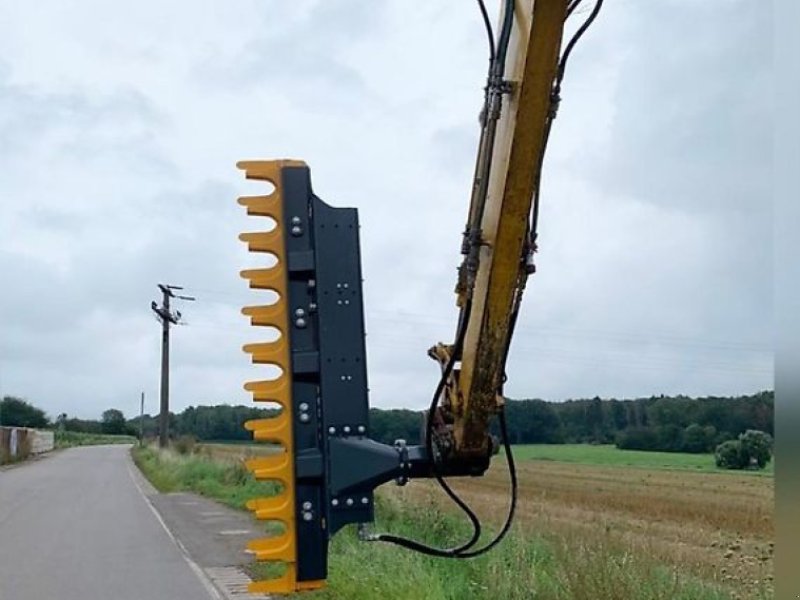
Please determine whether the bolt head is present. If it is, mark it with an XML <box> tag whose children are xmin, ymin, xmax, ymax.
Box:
<box><xmin>357</xmin><ymin>425</ymin><xmax>366</xmax><ymax>434</ymax></box>
<box><xmin>331</xmin><ymin>498</ymin><xmax>339</xmax><ymax>507</ymax></box>
<box><xmin>345</xmin><ymin>498</ymin><xmax>354</xmax><ymax>506</ymax></box>
<box><xmin>361</xmin><ymin>497</ymin><xmax>369</xmax><ymax>505</ymax></box>
<box><xmin>299</xmin><ymin>402</ymin><xmax>309</xmax><ymax>411</ymax></box>
<box><xmin>299</xmin><ymin>413</ymin><xmax>310</xmax><ymax>423</ymax></box>
<box><xmin>302</xmin><ymin>511</ymin><xmax>313</xmax><ymax>522</ymax></box>
<box><xmin>343</xmin><ymin>426</ymin><xmax>351</xmax><ymax>434</ymax></box>
<box><xmin>295</xmin><ymin>308</ymin><xmax>306</xmax><ymax>317</ymax></box>
<box><xmin>328</xmin><ymin>426</ymin><xmax>336</xmax><ymax>435</ymax></box>
<box><xmin>291</xmin><ymin>216</ymin><xmax>302</xmax><ymax>225</ymax></box>
<box><xmin>307</xmin><ymin>279</ymin><xmax>316</xmax><ymax>289</ymax></box>
<box><xmin>295</xmin><ymin>318</ymin><xmax>307</xmax><ymax>328</ymax></box>
<box><xmin>291</xmin><ymin>225</ymin><xmax>303</xmax><ymax>236</ymax></box>
<box><xmin>302</xmin><ymin>501</ymin><xmax>312</xmax><ymax>510</ymax></box>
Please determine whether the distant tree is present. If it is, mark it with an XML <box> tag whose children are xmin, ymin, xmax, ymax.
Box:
<box><xmin>56</xmin><ymin>413</ymin><xmax>69</xmax><ymax>431</ymax></box>
<box><xmin>715</xmin><ymin>440</ymin><xmax>747</xmax><ymax>469</ymax></box>
<box><xmin>681</xmin><ymin>423</ymin><xmax>716</xmax><ymax>453</ymax></box>
<box><xmin>739</xmin><ymin>429</ymin><xmax>772</xmax><ymax>468</ymax></box>
<box><xmin>0</xmin><ymin>396</ymin><xmax>49</xmax><ymax>428</ymax></box>
<box><xmin>615</xmin><ymin>427</ymin><xmax>658</xmax><ymax>451</ymax></box>
<box><xmin>715</xmin><ymin>430</ymin><xmax>772</xmax><ymax>470</ymax></box>
<box><xmin>101</xmin><ymin>409</ymin><xmax>128</xmax><ymax>435</ymax></box>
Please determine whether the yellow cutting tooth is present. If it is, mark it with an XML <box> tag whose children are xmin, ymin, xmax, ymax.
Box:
<box><xmin>245</xmin><ymin>494</ymin><xmax>293</xmax><ymax>522</ymax></box>
<box><xmin>244</xmin><ymin>378</ymin><xmax>290</xmax><ymax>406</ymax></box>
<box><xmin>245</xmin><ymin>413</ymin><xmax>292</xmax><ymax>446</ymax></box>
<box><xmin>242</xmin><ymin>304</ymin><xmax>287</xmax><ymax>327</ymax></box>
<box><xmin>239</xmin><ymin>230</ymin><xmax>283</xmax><ymax>254</ymax></box>
<box><xmin>237</xmin><ymin>194</ymin><xmax>280</xmax><ymax>218</ymax></box>
<box><xmin>247</xmin><ymin>531</ymin><xmax>295</xmax><ymax>562</ymax></box>
<box><xmin>237</xmin><ymin>159</ymin><xmax>307</xmax><ymax>184</ymax></box>
<box><xmin>248</xmin><ymin>565</ymin><xmax>324</xmax><ymax>595</ymax></box>
<box><xmin>243</xmin><ymin>338</ymin><xmax>288</xmax><ymax>367</ymax></box>
<box><xmin>246</xmin><ymin>453</ymin><xmax>292</xmax><ymax>482</ymax></box>
<box><xmin>240</xmin><ymin>266</ymin><xmax>286</xmax><ymax>294</ymax></box>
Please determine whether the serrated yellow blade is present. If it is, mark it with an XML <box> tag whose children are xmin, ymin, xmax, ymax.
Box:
<box><xmin>242</xmin><ymin>304</ymin><xmax>287</xmax><ymax>327</ymax></box>
<box><xmin>244</xmin><ymin>378</ymin><xmax>290</xmax><ymax>407</ymax></box>
<box><xmin>239</xmin><ymin>230</ymin><xmax>283</xmax><ymax>254</ymax></box>
<box><xmin>240</xmin><ymin>266</ymin><xmax>286</xmax><ymax>294</ymax></box>
<box><xmin>247</xmin><ymin>532</ymin><xmax>294</xmax><ymax>562</ymax></box>
<box><xmin>243</xmin><ymin>339</ymin><xmax>288</xmax><ymax>367</ymax></box>
<box><xmin>246</xmin><ymin>453</ymin><xmax>292</xmax><ymax>482</ymax></box>
<box><xmin>245</xmin><ymin>412</ymin><xmax>291</xmax><ymax>446</ymax></box>
<box><xmin>245</xmin><ymin>494</ymin><xmax>293</xmax><ymax>522</ymax></box>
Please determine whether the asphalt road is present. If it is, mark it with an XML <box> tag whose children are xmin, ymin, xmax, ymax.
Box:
<box><xmin>0</xmin><ymin>445</ymin><xmax>218</xmax><ymax>600</ymax></box>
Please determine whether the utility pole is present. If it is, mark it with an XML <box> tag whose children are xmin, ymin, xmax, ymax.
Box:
<box><xmin>151</xmin><ymin>284</ymin><xmax>194</xmax><ymax>448</ymax></box>
<box><xmin>139</xmin><ymin>391</ymin><xmax>145</xmax><ymax>447</ymax></box>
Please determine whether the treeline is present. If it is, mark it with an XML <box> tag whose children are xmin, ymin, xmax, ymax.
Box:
<box><xmin>4</xmin><ymin>391</ymin><xmax>774</xmax><ymax>455</ymax></box>
<box><xmin>371</xmin><ymin>391</ymin><xmax>773</xmax><ymax>453</ymax></box>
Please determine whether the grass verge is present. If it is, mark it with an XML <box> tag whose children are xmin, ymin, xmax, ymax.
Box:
<box><xmin>55</xmin><ymin>430</ymin><xmax>137</xmax><ymax>449</ymax></box>
<box><xmin>131</xmin><ymin>445</ymin><xmax>741</xmax><ymax>600</ymax></box>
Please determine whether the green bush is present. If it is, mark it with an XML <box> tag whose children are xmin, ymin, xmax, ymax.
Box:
<box><xmin>739</xmin><ymin>429</ymin><xmax>772</xmax><ymax>468</ymax></box>
<box><xmin>714</xmin><ymin>429</ymin><xmax>772</xmax><ymax>470</ymax></box>
<box><xmin>714</xmin><ymin>440</ymin><xmax>746</xmax><ymax>469</ymax></box>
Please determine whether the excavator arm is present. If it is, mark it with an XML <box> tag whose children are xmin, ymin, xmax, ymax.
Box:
<box><xmin>442</xmin><ymin>0</ymin><xmax>567</xmax><ymax>463</ymax></box>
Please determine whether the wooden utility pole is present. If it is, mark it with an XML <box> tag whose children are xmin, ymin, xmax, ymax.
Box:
<box><xmin>151</xmin><ymin>284</ymin><xmax>194</xmax><ymax>448</ymax></box>
<box><xmin>139</xmin><ymin>391</ymin><xmax>145</xmax><ymax>447</ymax></box>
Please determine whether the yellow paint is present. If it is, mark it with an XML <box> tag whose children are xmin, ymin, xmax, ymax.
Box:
<box><xmin>238</xmin><ymin>159</ymin><xmax>317</xmax><ymax>594</ymax></box>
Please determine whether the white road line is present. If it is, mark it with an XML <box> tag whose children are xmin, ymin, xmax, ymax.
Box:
<box><xmin>125</xmin><ymin>459</ymin><xmax>223</xmax><ymax>600</ymax></box>
<box><xmin>218</xmin><ymin>530</ymin><xmax>252</xmax><ymax>536</ymax></box>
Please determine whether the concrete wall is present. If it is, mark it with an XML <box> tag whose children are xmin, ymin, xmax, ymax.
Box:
<box><xmin>0</xmin><ymin>427</ymin><xmax>54</xmax><ymax>464</ymax></box>
<box><xmin>30</xmin><ymin>430</ymin><xmax>55</xmax><ymax>454</ymax></box>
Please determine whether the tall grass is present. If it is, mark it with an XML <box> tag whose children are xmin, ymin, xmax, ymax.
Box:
<box><xmin>306</xmin><ymin>491</ymin><xmax>734</xmax><ymax>600</ymax></box>
<box><xmin>131</xmin><ymin>446</ymin><xmax>278</xmax><ymax>510</ymax></box>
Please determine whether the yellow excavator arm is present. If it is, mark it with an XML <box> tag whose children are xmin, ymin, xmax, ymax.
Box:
<box><xmin>440</xmin><ymin>0</ymin><xmax>569</xmax><ymax>462</ymax></box>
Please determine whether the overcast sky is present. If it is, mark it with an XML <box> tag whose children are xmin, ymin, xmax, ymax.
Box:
<box><xmin>0</xmin><ymin>1</ymin><xmax>772</xmax><ymax>420</ymax></box>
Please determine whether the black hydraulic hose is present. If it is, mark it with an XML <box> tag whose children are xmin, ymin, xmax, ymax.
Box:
<box><xmin>558</xmin><ymin>0</ymin><xmax>604</xmax><ymax>86</ymax></box>
<box><xmin>566</xmin><ymin>0</ymin><xmax>583</xmax><ymax>19</ymax></box>
<box><xmin>493</xmin><ymin>0</ymin><xmax>515</xmax><ymax>78</ymax></box>
<box><xmin>373</xmin><ymin>407</ymin><xmax>518</xmax><ymax>559</ymax></box>
<box><xmin>476</xmin><ymin>0</ymin><xmax>496</xmax><ymax>66</ymax></box>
